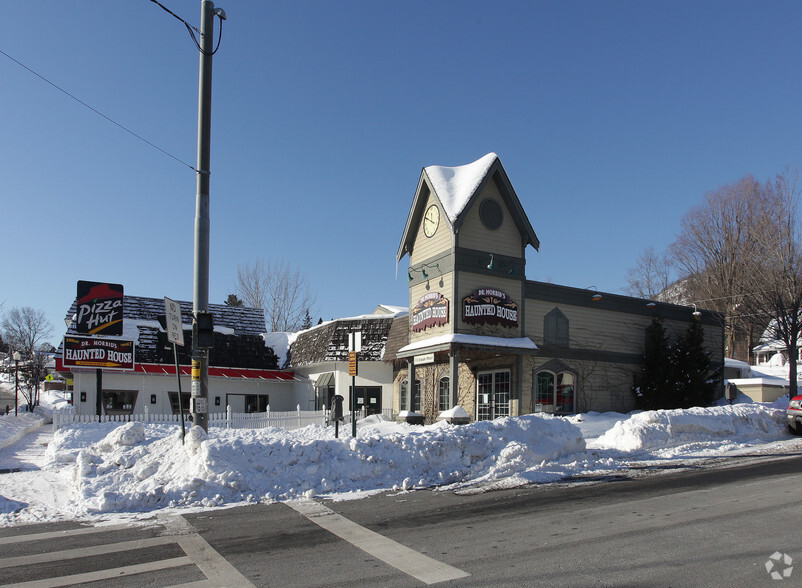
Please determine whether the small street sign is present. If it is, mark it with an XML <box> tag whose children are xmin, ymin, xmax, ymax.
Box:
<box><xmin>164</xmin><ymin>297</ymin><xmax>185</xmax><ymax>347</ymax></box>
<box><xmin>348</xmin><ymin>351</ymin><xmax>358</xmax><ymax>376</ymax></box>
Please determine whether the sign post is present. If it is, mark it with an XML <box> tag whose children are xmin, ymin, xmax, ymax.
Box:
<box><xmin>164</xmin><ymin>297</ymin><xmax>186</xmax><ymax>443</ymax></box>
<box><xmin>349</xmin><ymin>331</ymin><xmax>361</xmax><ymax>437</ymax></box>
<box><xmin>74</xmin><ymin>280</ymin><xmax>125</xmax><ymax>416</ymax></box>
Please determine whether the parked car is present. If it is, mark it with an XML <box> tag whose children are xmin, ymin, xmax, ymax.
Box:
<box><xmin>788</xmin><ymin>395</ymin><xmax>802</xmax><ymax>434</ymax></box>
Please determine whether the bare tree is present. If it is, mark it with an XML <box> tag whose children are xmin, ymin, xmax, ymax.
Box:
<box><xmin>669</xmin><ymin>175</ymin><xmax>770</xmax><ymax>358</ymax></box>
<box><xmin>742</xmin><ymin>168</ymin><xmax>802</xmax><ymax>397</ymax></box>
<box><xmin>236</xmin><ymin>259</ymin><xmax>317</xmax><ymax>332</ymax></box>
<box><xmin>1</xmin><ymin>306</ymin><xmax>53</xmax><ymax>358</ymax></box>
<box><xmin>2</xmin><ymin>307</ymin><xmax>53</xmax><ymax>409</ymax></box>
<box><xmin>625</xmin><ymin>246</ymin><xmax>672</xmax><ymax>299</ymax></box>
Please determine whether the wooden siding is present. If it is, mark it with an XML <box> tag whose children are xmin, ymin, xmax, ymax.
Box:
<box><xmin>410</xmin><ymin>193</ymin><xmax>451</xmax><ymax>266</ymax></box>
<box><xmin>525</xmin><ymin>299</ymin><xmax>723</xmax><ymax>359</ymax></box>
<box><xmin>457</xmin><ymin>181</ymin><xmax>524</xmax><ymax>257</ymax></box>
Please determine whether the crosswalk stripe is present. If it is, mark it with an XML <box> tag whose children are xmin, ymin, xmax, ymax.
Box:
<box><xmin>0</xmin><ymin>535</ymin><xmax>177</xmax><ymax>568</ymax></box>
<box><xmin>2</xmin><ymin>555</ymin><xmax>194</xmax><ymax>588</ymax></box>
<box><xmin>0</xmin><ymin>523</ymin><xmax>135</xmax><ymax>546</ymax></box>
<box><xmin>288</xmin><ymin>499</ymin><xmax>471</xmax><ymax>585</ymax></box>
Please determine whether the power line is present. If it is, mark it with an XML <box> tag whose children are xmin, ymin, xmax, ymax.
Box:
<box><xmin>149</xmin><ymin>0</ymin><xmax>224</xmax><ymax>56</ymax></box>
<box><xmin>0</xmin><ymin>48</ymin><xmax>198</xmax><ymax>173</ymax></box>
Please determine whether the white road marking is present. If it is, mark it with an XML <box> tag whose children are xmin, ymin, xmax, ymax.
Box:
<box><xmin>288</xmin><ymin>499</ymin><xmax>471</xmax><ymax>585</ymax></box>
<box><xmin>0</xmin><ymin>535</ymin><xmax>176</xmax><ymax>568</ymax></box>
<box><xmin>3</xmin><ymin>556</ymin><xmax>194</xmax><ymax>588</ymax></box>
<box><xmin>169</xmin><ymin>514</ymin><xmax>258</xmax><ymax>588</ymax></box>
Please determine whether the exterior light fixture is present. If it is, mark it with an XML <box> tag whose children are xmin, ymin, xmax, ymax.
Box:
<box><xmin>692</xmin><ymin>304</ymin><xmax>702</xmax><ymax>319</ymax></box>
<box><xmin>487</xmin><ymin>254</ymin><xmax>495</xmax><ymax>270</ymax></box>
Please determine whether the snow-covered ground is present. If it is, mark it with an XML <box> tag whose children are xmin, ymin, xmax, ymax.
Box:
<box><xmin>1</xmin><ymin>376</ymin><xmax>800</xmax><ymax>527</ymax></box>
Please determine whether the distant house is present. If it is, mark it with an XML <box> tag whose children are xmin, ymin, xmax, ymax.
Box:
<box><xmin>753</xmin><ymin>320</ymin><xmax>801</xmax><ymax>366</ymax></box>
<box><xmin>288</xmin><ymin>306</ymin><xmax>407</xmax><ymax>415</ymax></box>
<box><xmin>55</xmin><ymin>295</ymin><xmax>307</xmax><ymax>416</ymax></box>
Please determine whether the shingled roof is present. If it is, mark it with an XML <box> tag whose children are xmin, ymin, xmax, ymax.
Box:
<box><xmin>60</xmin><ymin>295</ymin><xmax>278</xmax><ymax>370</ymax></box>
<box><xmin>288</xmin><ymin>312</ymin><xmax>407</xmax><ymax>366</ymax></box>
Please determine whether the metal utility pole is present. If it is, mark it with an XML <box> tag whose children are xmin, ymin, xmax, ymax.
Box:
<box><xmin>191</xmin><ymin>0</ymin><xmax>220</xmax><ymax>432</ymax></box>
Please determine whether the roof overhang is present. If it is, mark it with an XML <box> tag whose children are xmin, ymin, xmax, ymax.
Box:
<box><xmin>396</xmin><ymin>333</ymin><xmax>538</xmax><ymax>359</ymax></box>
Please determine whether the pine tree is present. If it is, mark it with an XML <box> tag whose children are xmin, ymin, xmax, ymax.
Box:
<box><xmin>672</xmin><ymin>319</ymin><xmax>717</xmax><ymax>408</ymax></box>
<box><xmin>224</xmin><ymin>294</ymin><xmax>244</xmax><ymax>307</ymax></box>
<box><xmin>301</xmin><ymin>309</ymin><xmax>313</xmax><ymax>330</ymax></box>
<box><xmin>634</xmin><ymin>318</ymin><xmax>674</xmax><ymax>410</ymax></box>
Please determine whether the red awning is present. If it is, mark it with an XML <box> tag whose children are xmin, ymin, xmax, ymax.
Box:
<box><xmin>55</xmin><ymin>357</ymin><xmax>294</xmax><ymax>381</ymax></box>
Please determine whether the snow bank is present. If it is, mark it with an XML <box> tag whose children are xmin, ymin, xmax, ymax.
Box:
<box><xmin>49</xmin><ymin>414</ymin><xmax>584</xmax><ymax>515</ymax></box>
<box><xmin>591</xmin><ymin>404</ymin><xmax>787</xmax><ymax>453</ymax></box>
<box><xmin>0</xmin><ymin>412</ymin><xmax>45</xmax><ymax>451</ymax></box>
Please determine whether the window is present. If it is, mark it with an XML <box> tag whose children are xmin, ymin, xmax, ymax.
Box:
<box><xmin>544</xmin><ymin>308</ymin><xmax>569</xmax><ymax>346</ymax></box>
<box><xmin>168</xmin><ymin>391</ymin><xmax>191</xmax><ymax>415</ymax></box>
<box><xmin>438</xmin><ymin>377</ymin><xmax>450</xmax><ymax>412</ymax></box>
<box><xmin>535</xmin><ymin>370</ymin><xmax>575</xmax><ymax>413</ymax></box>
<box><xmin>102</xmin><ymin>389</ymin><xmax>138</xmax><ymax>415</ymax></box>
<box><xmin>245</xmin><ymin>394</ymin><xmax>269</xmax><ymax>413</ymax></box>
<box><xmin>400</xmin><ymin>379</ymin><xmax>420</xmax><ymax>412</ymax></box>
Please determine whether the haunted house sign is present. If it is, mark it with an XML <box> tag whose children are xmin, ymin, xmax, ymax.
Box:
<box><xmin>412</xmin><ymin>292</ymin><xmax>450</xmax><ymax>332</ymax></box>
<box><xmin>462</xmin><ymin>288</ymin><xmax>519</xmax><ymax>328</ymax></box>
<box><xmin>75</xmin><ymin>281</ymin><xmax>124</xmax><ymax>336</ymax></box>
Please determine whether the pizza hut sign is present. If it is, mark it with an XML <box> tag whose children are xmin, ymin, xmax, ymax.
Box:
<box><xmin>462</xmin><ymin>288</ymin><xmax>519</xmax><ymax>328</ymax></box>
<box><xmin>75</xmin><ymin>281</ymin><xmax>124</xmax><ymax>336</ymax></box>
<box><xmin>412</xmin><ymin>292</ymin><xmax>450</xmax><ymax>332</ymax></box>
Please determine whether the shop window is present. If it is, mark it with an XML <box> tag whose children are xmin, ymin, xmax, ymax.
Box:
<box><xmin>168</xmin><ymin>391</ymin><xmax>191</xmax><ymax>415</ymax></box>
<box><xmin>438</xmin><ymin>377</ymin><xmax>450</xmax><ymax>412</ymax></box>
<box><xmin>400</xmin><ymin>379</ymin><xmax>420</xmax><ymax>412</ymax></box>
<box><xmin>245</xmin><ymin>394</ymin><xmax>269</xmax><ymax>413</ymax></box>
<box><xmin>544</xmin><ymin>308</ymin><xmax>569</xmax><ymax>346</ymax></box>
<box><xmin>102</xmin><ymin>389</ymin><xmax>138</xmax><ymax>415</ymax></box>
<box><xmin>535</xmin><ymin>370</ymin><xmax>575</xmax><ymax>413</ymax></box>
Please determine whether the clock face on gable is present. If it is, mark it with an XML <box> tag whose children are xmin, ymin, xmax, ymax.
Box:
<box><xmin>423</xmin><ymin>204</ymin><xmax>440</xmax><ymax>237</ymax></box>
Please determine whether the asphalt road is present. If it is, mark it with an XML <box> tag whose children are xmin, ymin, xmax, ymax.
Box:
<box><xmin>187</xmin><ymin>453</ymin><xmax>802</xmax><ymax>587</ymax></box>
<box><xmin>1</xmin><ymin>453</ymin><xmax>801</xmax><ymax>586</ymax></box>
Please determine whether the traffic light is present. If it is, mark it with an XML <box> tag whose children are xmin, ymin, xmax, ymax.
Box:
<box><xmin>194</xmin><ymin>312</ymin><xmax>214</xmax><ymax>350</ymax></box>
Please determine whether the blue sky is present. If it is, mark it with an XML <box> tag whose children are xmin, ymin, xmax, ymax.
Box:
<box><xmin>2</xmin><ymin>1</ymin><xmax>800</xmax><ymax>345</ymax></box>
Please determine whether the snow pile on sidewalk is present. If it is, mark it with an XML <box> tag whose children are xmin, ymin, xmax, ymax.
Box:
<box><xmin>0</xmin><ymin>412</ymin><xmax>45</xmax><ymax>451</ymax></box>
<box><xmin>48</xmin><ymin>414</ymin><xmax>584</xmax><ymax>515</ymax></box>
<box><xmin>590</xmin><ymin>404</ymin><xmax>787</xmax><ymax>453</ymax></box>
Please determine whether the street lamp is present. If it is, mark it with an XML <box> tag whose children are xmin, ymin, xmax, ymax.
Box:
<box><xmin>12</xmin><ymin>351</ymin><xmax>21</xmax><ymax>416</ymax></box>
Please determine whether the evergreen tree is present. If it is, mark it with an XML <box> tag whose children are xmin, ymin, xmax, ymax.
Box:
<box><xmin>224</xmin><ymin>294</ymin><xmax>244</xmax><ymax>307</ymax></box>
<box><xmin>634</xmin><ymin>318</ymin><xmax>674</xmax><ymax>410</ymax></box>
<box><xmin>301</xmin><ymin>309</ymin><xmax>313</xmax><ymax>330</ymax></box>
<box><xmin>672</xmin><ymin>319</ymin><xmax>718</xmax><ymax>408</ymax></box>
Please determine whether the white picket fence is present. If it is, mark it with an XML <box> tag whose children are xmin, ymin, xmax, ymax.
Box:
<box><xmin>53</xmin><ymin>405</ymin><xmax>339</xmax><ymax>432</ymax></box>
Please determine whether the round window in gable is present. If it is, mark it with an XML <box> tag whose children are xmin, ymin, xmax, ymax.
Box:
<box><xmin>479</xmin><ymin>198</ymin><xmax>503</xmax><ymax>230</ymax></box>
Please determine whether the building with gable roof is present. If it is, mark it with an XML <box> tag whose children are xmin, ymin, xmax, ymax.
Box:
<box><xmin>391</xmin><ymin>153</ymin><xmax>724</xmax><ymax>422</ymax></box>
<box><xmin>55</xmin><ymin>295</ymin><xmax>307</xmax><ymax>416</ymax></box>
<box><xmin>288</xmin><ymin>306</ymin><xmax>407</xmax><ymax>414</ymax></box>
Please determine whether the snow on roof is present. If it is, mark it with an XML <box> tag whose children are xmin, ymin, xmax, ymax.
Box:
<box><xmin>424</xmin><ymin>152</ymin><xmax>497</xmax><ymax>223</ymax></box>
<box><xmin>262</xmin><ymin>332</ymin><xmax>295</xmax><ymax>368</ymax></box>
<box><xmin>398</xmin><ymin>333</ymin><xmax>538</xmax><ymax>354</ymax></box>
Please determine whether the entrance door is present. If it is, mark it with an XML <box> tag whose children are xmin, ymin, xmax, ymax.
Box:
<box><xmin>476</xmin><ymin>370</ymin><xmax>511</xmax><ymax>421</ymax></box>
<box><xmin>352</xmin><ymin>386</ymin><xmax>382</xmax><ymax>416</ymax></box>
